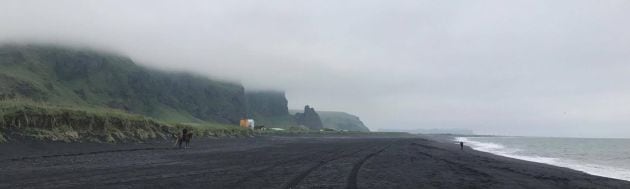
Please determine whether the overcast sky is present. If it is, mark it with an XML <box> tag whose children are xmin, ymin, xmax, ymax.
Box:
<box><xmin>2</xmin><ymin>0</ymin><xmax>630</xmax><ymax>137</ymax></box>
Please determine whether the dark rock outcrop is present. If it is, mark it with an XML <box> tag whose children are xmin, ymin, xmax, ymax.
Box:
<box><xmin>294</xmin><ymin>105</ymin><xmax>323</xmax><ymax>130</ymax></box>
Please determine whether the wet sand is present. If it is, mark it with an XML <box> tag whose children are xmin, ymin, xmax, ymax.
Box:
<box><xmin>1</xmin><ymin>135</ymin><xmax>629</xmax><ymax>189</ymax></box>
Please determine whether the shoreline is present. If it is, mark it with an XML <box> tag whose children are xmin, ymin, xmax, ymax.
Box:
<box><xmin>453</xmin><ymin>135</ymin><xmax>630</xmax><ymax>182</ymax></box>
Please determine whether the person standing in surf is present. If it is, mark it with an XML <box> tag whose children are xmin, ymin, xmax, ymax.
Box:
<box><xmin>460</xmin><ymin>142</ymin><xmax>464</xmax><ymax>150</ymax></box>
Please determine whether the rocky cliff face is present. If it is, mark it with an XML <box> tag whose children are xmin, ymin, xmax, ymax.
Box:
<box><xmin>245</xmin><ymin>91</ymin><xmax>296</xmax><ymax>128</ymax></box>
<box><xmin>294</xmin><ymin>105</ymin><xmax>323</xmax><ymax>130</ymax></box>
<box><xmin>245</xmin><ymin>91</ymin><xmax>289</xmax><ymax>117</ymax></box>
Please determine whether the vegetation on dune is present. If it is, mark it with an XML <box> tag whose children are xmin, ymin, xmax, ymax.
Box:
<box><xmin>0</xmin><ymin>100</ymin><xmax>166</xmax><ymax>143</ymax></box>
<box><xmin>171</xmin><ymin>122</ymin><xmax>253</xmax><ymax>139</ymax></box>
<box><xmin>0</xmin><ymin>100</ymin><xmax>252</xmax><ymax>143</ymax></box>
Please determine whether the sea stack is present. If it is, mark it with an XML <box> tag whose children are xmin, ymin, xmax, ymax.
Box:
<box><xmin>294</xmin><ymin>105</ymin><xmax>324</xmax><ymax>130</ymax></box>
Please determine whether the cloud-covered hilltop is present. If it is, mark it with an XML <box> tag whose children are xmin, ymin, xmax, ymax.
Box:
<box><xmin>0</xmin><ymin>44</ymin><xmax>368</xmax><ymax>135</ymax></box>
<box><xmin>0</xmin><ymin>44</ymin><xmax>246</xmax><ymax>124</ymax></box>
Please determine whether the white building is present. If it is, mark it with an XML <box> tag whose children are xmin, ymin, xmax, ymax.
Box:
<box><xmin>247</xmin><ymin>119</ymin><xmax>255</xmax><ymax>129</ymax></box>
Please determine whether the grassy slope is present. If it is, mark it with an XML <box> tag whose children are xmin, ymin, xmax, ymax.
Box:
<box><xmin>291</xmin><ymin>110</ymin><xmax>370</xmax><ymax>132</ymax></box>
<box><xmin>0</xmin><ymin>100</ymin><xmax>252</xmax><ymax>143</ymax></box>
<box><xmin>0</xmin><ymin>44</ymin><xmax>252</xmax><ymax>142</ymax></box>
<box><xmin>318</xmin><ymin>111</ymin><xmax>370</xmax><ymax>132</ymax></box>
<box><xmin>0</xmin><ymin>45</ymin><xmax>246</xmax><ymax>124</ymax></box>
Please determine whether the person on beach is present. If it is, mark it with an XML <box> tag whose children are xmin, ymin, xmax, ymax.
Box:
<box><xmin>460</xmin><ymin>142</ymin><xmax>464</xmax><ymax>150</ymax></box>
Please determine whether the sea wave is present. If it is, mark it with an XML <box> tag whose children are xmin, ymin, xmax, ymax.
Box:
<box><xmin>455</xmin><ymin>137</ymin><xmax>630</xmax><ymax>181</ymax></box>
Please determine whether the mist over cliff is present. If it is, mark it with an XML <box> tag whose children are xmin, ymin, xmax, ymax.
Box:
<box><xmin>0</xmin><ymin>44</ymin><xmax>247</xmax><ymax>124</ymax></box>
<box><xmin>245</xmin><ymin>90</ymin><xmax>296</xmax><ymax>128</ymax></box>
<box><xmin>318</xmin><ymin>111</ymin><xmax>370</xmax><ymax>132</ymax></box>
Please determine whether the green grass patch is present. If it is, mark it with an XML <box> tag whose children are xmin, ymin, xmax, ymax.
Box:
<box><xmin>0</xmin><ymin>99</ymin><xmax>251</xmax><ymax>143</ymax></box>
<box><xmin>172</xmin><ymin>122</ymin><xmax>253</xmax><ymax>138</ymax></box>
<box><xmin>0</xmin><ymin>133</ymin><xmax>6</xmax><ymax>143</ymax></box>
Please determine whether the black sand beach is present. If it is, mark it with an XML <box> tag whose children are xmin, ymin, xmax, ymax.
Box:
<box><xmin>1</xmin><ymin>135</ymin><xmax>629</xmax><ymax>189</ymax></box>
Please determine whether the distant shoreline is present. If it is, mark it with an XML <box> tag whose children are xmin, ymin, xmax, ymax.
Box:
<box><xmin>454</xmin><ymin>135</ymin><xmax>630</xmax><ymax>182</ymax></box>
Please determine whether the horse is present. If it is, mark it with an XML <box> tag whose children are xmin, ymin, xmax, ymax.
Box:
<box><xmin>173</xmin><ymin>129</ymin><xmax>193</xmax><ymax>149</ymax></box>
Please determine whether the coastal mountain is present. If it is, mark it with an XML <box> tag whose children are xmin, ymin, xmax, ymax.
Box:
<box><xmin>0</xmin><ymin>44</ymin><xmax>246</xmax><ymax>124</ymax></box>
<box><xmin>290</xmin><ymin>109</ymin><xmax>368</xmax><ymax>132</ymax></box>
<box><xmin>0</xmin><ymin>44</ymin><xmax>370</xmax><ymax>143</ymax></box>
<box><xmin>318</xmin><ymin>111</ymin><xmax>370</xmax><ymax>132</ymax></box>
<box><xmin>245</xmin><ymin>91</ymin><xmax>297</xmax><ymax>128</ymax></box>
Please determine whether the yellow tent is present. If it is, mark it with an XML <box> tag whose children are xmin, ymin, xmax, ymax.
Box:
<box><xmin>239</xmin><ymin>119</ymin><xmax>248</xmax><ymax>128</ymax></box>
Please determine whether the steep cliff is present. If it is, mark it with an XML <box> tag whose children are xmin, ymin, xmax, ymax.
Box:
<box><xmin>245</xmin><ymin>91</ymin><xmax>296</xmax><ymax>128</ymax></box>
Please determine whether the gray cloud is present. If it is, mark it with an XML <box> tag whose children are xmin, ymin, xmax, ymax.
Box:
<box><xmin>2</xmin><ymin>0</ymin><xmax>630</xmax><ymax>137</ymax></box>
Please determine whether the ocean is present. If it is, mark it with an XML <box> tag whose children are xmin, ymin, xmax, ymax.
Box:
<box><xmin>455</xmin><ymin>136</ymin><xmax>630</xmax><ymax>181</ymax></box>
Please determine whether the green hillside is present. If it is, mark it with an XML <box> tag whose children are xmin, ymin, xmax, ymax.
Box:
<box><xmin>0</xmin><ymin>44</ymin><xmax>246</xmax><ymax>124</ymax></box>
<box><xmin>0</xmin><ymin>44</ymin><xmax>369</xmax><ymax>143</ymax></box>
<box><xmin>295</xmin><ymin>110</ymin><xmax>370</xmax><ymax>132</ymax></box>
<box><xmin>0</xmin><ymin>44</ymin><xmax>255</xmax><ymax>142</ymax></box>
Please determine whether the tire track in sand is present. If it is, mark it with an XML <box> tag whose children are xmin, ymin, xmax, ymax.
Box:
<box><xmin>281</xmin><ymin>146</ymin><xmax>371</xmax><ymax>189</ymax></box>
<box><xmin>226</xmin><ymin>147</ymin><xmax>341</xmax><ymax>188</ymax></box>
<box><xmin>345</xmin><ymin>145</ymin><xmax>391</xmax><ymax>189</ymax></box>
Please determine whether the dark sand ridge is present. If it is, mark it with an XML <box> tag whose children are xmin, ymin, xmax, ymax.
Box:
<box><xmin>1</xmin><ymin>135</ymin><xmax>629</xmax><ymax>189</ymax></box>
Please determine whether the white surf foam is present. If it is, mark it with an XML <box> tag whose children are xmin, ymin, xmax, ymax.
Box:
<box><xmin>455</xmin><ymin>137</ymin><xmax>630</xmax><ymax>181</ymax></box>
